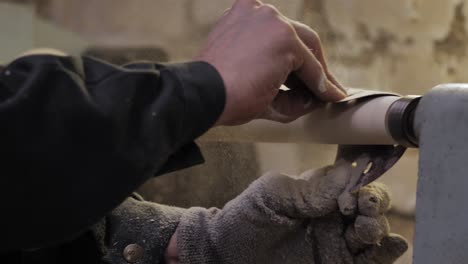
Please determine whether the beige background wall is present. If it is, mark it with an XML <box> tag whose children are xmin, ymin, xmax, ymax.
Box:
<box><xmin>4</xmin><ymin>1</ymin><xmax>468</xmax><ymax>263</ymax></box>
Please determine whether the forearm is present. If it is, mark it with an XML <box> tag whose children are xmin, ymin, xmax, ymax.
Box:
<box><xmin>0</xmin><ymin>53</ymin><xmax>225</xmax><ymax>250</ymax></box>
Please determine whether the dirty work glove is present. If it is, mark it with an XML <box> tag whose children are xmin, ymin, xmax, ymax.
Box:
<box><xmin>176</xmin><ymin>162</ymin><xmax>408</xmax><ymax>264</ymax></box>
<box><xmin>309</xmin><ymin>182</ymin><xmax>408</xmax><ymax>264</ymax></box>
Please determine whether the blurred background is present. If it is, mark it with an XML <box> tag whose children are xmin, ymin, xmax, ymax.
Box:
<box><xmin>3</xmin><ymin>0</ymin><xmax>468</xmax><ymax>263</ymax></box>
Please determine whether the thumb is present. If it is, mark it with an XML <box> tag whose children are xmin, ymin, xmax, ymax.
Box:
<box><xmin>260</xmin><ymin>87</ymin><xmax>322</xmax><ymax>123</ymax></box>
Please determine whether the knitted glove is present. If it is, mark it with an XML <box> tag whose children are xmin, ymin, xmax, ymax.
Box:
<box><xmin>101</xmin><ymin>161</ymin><xmax>407</xmax><ymax>264</ymax></box>
<box><xmin>176</xmin><ymin>161</ymin><xmax>408</xmax><ymax>263</ymax></box>
<box><xmin>100</xmin><ymin>194</ymin><xmax>185</xmax><ymax>264</ymax></box>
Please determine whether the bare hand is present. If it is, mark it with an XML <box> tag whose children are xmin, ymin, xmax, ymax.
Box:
<box><xmin>196</xmin><ymin>0</ymin><xmax>347</xmax><ymax>125</ymax></box>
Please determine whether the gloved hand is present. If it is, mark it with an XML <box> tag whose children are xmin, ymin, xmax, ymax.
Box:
<box><xmin>101</xmin><ymin>160</ymin><xmax>407</xmax><ymax>264</ymax></box>
<box><xmin>176</xmin><ymin>160</ymin><xmax>408</xmax><ymax>264</ymax></box>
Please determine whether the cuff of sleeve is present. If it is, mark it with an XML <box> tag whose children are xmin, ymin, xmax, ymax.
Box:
<box><xmin>155</xmin><ymin>142</ymin><xmax>205</xmax><ymax>177</ymax></box>
<box><xmin>165</xmin><ymin>61</ymin><xmax>226</xmax><ymax>141</ymax></box>
<box><xmin>177</xmin><ymin>207</ymin><xmax>223</xmax><ymax>264</ymax></box>
<box><xmin>102</xmin><ymin>197</ymin><xmax>186</xmax><ymax>264</ymax></box>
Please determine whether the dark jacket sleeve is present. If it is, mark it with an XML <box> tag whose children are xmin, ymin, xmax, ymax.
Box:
<box><xmin>0</xmin><ymin>55</ymin><xmax>225</xmax><ymax>251</ymax></box>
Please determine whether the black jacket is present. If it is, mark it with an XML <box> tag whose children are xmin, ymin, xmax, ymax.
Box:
<box><xmin>0</xmin><ymin>55</ymin><xmax>225</xmax><ymax>263</ymax></box>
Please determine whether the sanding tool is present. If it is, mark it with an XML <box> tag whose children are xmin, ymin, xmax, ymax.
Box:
<box><xmin>335</xmin><ymin>144</ymin><xmax>407</xmax><ymax>191</ymax></box>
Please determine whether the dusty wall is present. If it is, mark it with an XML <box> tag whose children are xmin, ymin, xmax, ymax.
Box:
<box><xmin>4</xmin><ymin>0</ymin><xmax>468</xmax><ymax>263</ymax></box>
